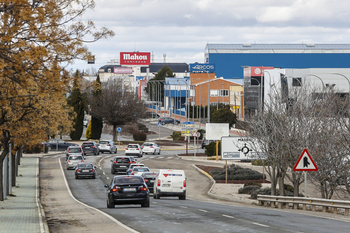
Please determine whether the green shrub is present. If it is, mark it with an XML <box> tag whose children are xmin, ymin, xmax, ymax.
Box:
<box><xmin>86</xmin><ymin>121</ymin><xmax>92</xmax><ymax>140</ymax></box>
<box><xmin>251</xmin><ymin>160</ymin><xmax>273</xmax><ymax>166</ymax></box>
<box><xmin>137</xmin><ymin>123</ymin><xmax>149</xmax><ymax>133</ymax></box>
<box><xmin>133</xmin><ymin>131</ymin><xmax>147</xmax><ymax>141</ymax></box>
<box><xmin>171</xmin><ymin>131</ymin><xmax>185</xmax><ymax>141</ymax></box>
<box><xmin>238</xmin><ymin>185</ymin><xmax>261</xmax><ymax>195</ymax></box>
<box><xmin>284</xmin><ymin>184</ymin><xmax>294</xmax><ymax>193</ymax></box>
<box><xmin>244</xmin><ymin>182</ymin><xmax>262</xmax><ymax>187</ymax></box>
<box><xmin>209</xmin><ymin>164</ymin><xmax>264</xmax><ymax>180</ymax></box>
<box><xmin>205</xmin><ymin>141</ymin><xmax>220</xmax><ymax>157</ymax></box>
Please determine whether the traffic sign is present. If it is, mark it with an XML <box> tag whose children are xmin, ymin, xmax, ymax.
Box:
<box><xmin>192</xmin><ymin>131</ymin><xmax>199</xmax><ymax>137</ymax></box>
<box><xmin>293</xmin><ymin>149</ymin><xmax>318</xmax><ymax>171</ymax></box>
<box><xmin>158</xmin><ymin>123</ymin><xmax>162</xmax><ymax>127</ymax></box>
<box><xmin>117</xmin><ymin>127</ymin><xmax>122</xmax><ymax>132</ymax></box>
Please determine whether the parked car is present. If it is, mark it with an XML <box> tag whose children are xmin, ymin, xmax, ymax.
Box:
<box><xmin>142</xmin><ymin>172</ymin><xmax>158</xmax><ymax>193</ymax></box>
<box><xmin>66</xmin><ymin>145</ymin><xmax>84</xmax><ymax>161</ymax></box>
<box><xmin>110</xmin><ymin>156</ymin><xmax>136</xmax><ymax>174</ymax></box>
<box><xmin>126</xmin><ymin>163</ymin><xmax>145</xmax><ymax>175</ymax></box>
<box><xmin>141</xmin><ymin>142</ymin><xmax>161</xmax><ymax>155</ymax></box>
<box><xmin>98</xmin><ymin>140</ymin><xmax>117</xmax><ymax>154</ymax></box>
<box><xmin>158</xmin><ymin>117</ymin><xmax>180</xmax><ymax>125</ymax></box>
<box><xmin>125</xmin><ymin>144</ymin><xmax>143</xmax><ymax>157</ymax></box>
<box><xmin>42</xmin><ymin>139</ymin><xmax>79</xmax><ymax>151</ymax></box>
<box><xmin>66</xmin><ymin>155</ymin><xmax>85</xmax><ymax>170</ymax></box>
<box><xmin>81</xmin><ymin>141</ymin><xmax>100</xmax><ymax>155</ymax></box>
<box><xmin>154</xmin><ymin>169</ymin><xmax>186</xmax><ymax>200</ymax></box>
<box><xmin>130</xmin><ymin>167</ymin><xmax>150</xmax><ymax>176</ymax></box>
<box><xmin>75</xmin><ymin>163</ymin><xmax>96</xmax><ymax>179</ymax></box>
<box><xmin>104</xmin><ymin>175</ymin><xmax>150</xmax><ymax>208</ymax></box>
<box><xmin>201</xmin><ymin>138</ymin><xmax>215</xmax><ymax>149</ymax></box>
<box><xmin>145</xmin><ymin>111</ymin><xmax>160</xmax><ymax>119</ymax></box>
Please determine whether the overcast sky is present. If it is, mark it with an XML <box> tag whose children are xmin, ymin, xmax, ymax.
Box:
<box><xmin>68</xmin><ymin>0</ymin><xmax>350</xmax><ymax>73</ymax></box>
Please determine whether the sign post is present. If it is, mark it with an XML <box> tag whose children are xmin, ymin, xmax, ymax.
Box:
<box><xmin>192</xmin><ymin>131</ymin><xmax>200</xmax><ymax>159</ymax></box>
<box><xmin>293</xmin><ymin>149</ymin><xmax>318</xmax><ymax>197</ymax></box>
<box><xmin>158</xmin><ymin>122</ymin><xmax>162</xmax><ymax>140</ymax></box>
<box><xmin>117</xmin><ymin>127</ymin><xmax>122</xmax><ymax>145</ymax></box>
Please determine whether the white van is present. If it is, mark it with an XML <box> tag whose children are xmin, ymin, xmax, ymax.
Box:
<box><xmin>153</xmin><ymin>169</ymin><xmax>186</xmax><ymax>200</ymax></box>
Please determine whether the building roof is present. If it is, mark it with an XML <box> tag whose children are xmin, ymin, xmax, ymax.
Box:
<box><xmin>141</xmin><ymin>63</ymin><xmax>189</xmax><ymax>73</ymax></box>
<box><xmin>205</xmin><ymin>44</ymin><xmax>350</xmax><ymax>53</ymax></box>
<box><xmin>98</xmin><ymin>64</ymin><xmax>121</xmax><ymax>73</ymax></box>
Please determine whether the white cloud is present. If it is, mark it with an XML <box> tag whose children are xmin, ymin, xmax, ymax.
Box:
<box><xmin>67</xmin><ymin>0</ymin><xmax>350</xmax><ymax>71</ymax></box>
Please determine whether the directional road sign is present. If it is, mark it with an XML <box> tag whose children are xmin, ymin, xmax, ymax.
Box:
<box><xmin>117</xmin><ymin>127</ymin><xmax>122</xmax><ymax>132</ymax></box>
<box><xmin>293</xmin><ymin>149</ymin><xmax>318</xmax><ymax>171</ymax></box>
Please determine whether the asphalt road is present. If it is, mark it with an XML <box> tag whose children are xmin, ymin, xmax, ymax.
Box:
<box><xmin>41</xmin><ymin>150</ymin><xmax>350</xmax><ymax>233</ymax></box>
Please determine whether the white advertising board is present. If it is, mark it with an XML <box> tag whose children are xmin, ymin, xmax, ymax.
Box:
<box><xmin>206</xmin><ymin>123</ymin><xmax>229</xmax><ymax>140</ymax></box>
<box><xmin>221</xmin><ymin>136</ymin><xmax>261</xmax><ymax>160</ymax></box>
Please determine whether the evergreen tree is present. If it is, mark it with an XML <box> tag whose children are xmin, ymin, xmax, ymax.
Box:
<box><xmin>90</xmin><ymin>75</ymin><xmax>103</xmax><ymax>140</ymax></box>
<box><xmin>69</xmin><ymin>70</ymin><xmax>85</xmax><ymax>140</ymax></box>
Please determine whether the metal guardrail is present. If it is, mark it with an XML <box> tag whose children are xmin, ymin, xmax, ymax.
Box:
<box><xmin>257</xmin><ymin>194</ymin><xmax>350</xmax><ymax>216</ymax></box>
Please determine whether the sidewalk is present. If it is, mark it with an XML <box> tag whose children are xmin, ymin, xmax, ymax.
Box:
<box><xmin>0</xmin><ymin>154</ymin><xmax>49</xmax><ymax>233</ymax></box>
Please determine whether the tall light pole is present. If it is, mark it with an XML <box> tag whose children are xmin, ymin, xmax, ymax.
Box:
<box><xmin>206</xmin><ymin>71</ymin><xmax>211</xmax><ymax>123</ymax></box>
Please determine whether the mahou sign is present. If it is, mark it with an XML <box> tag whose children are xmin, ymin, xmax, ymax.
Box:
<box><xmin>120</xmin><ymin>52</ymin><xmax>151</xmax><ymax>65</ymax></box>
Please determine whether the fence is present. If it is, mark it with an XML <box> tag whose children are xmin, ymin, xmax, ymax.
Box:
<box><xmin>257</xmin><ymin>194</ymin><xmax>350</xmax><ymax>216</ymax></box>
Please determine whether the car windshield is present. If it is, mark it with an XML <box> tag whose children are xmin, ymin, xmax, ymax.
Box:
<box><xmin>78</xmin><ymin>164</ymin><xmax>93</xmax><ymax>168</ymax></box>
<box><xmin>69</xmin><ymin>156</ymin><xmax>83</xmax><ymax>160</ymax></box>
<box><xmin>128</xmin><ymin>145</ymin><xmax>139</xmax><ymax>148</ymax></box>
<box><xmin>114</xmin><ymin>177</ymin><xmax>143</xmax><ymax>184</ymax></box>
<box><xmin>69</xmin><ymin>148</ymin><xmax>81</xmax><ymax>153</ymax></box>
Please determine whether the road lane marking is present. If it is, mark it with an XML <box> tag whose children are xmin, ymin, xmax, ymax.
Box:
<box><xmin>198</xmin><ymin>209</ymin><xmax>208</xmax><ymax>212</ymax></box>
<box><xmin>252</xmin><ymin>222</ymin><xmax>269</xmax><ymax>228</ymax></box>
<box><xmin>58</xmin><ymin>158</ymin><xmax>139</xmax><ymax>233</ymax></box>
<box><xmin>222</xmin><ymin>214</ymin><xmax>235</xmax><ymax>219</ymax></box>
<box><xmin>180</xmin><ymin>206</ymin><xmax>187</xmax><ymax>209</ymax></box>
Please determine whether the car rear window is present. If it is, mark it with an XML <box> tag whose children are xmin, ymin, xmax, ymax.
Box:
<box><xmin>82</xmin><ymin>142</ymin><xmax>94</xmax><ymax>146</ymax></box>
<box><xmin>69</xmin><ymin>148</ymin><xmax>81</xmax><ymax>153</ymax></box>
<box><xmin>134</xmin><ymin>168</ymin><xmax>150</xmax><ymax>172</ymax></box>
<box><xmin>114</xmin><ymin>177</ymin><xmax>143</xmax><ymax>184</ymax></box>
<box><xmin>128</xmin><ymin>145</ymin><xmax>139</xmax><ymax>148</ymax></box>
<box><xmin>99</xmin><ymin>141</ymin><xmax>108</xmax><ymax>144</ymax></box>
<box><xmin>116</xmin><ymin>158</ymin><xmax>130</xmax><ymax>163</ymax></box>
<box><xmin>78</xmin><ymin>164</ymin><xmax>93</xmax><ymax>168</ymax></box>
<box><xmin>143</xmin><ymin>143</ymin><xmax>153</xmax><ymax>147</ymax></box>
<box><xmin>69</xmin><ymin>156</ymin><xmax>83</xmax><ymax>160</ymax></box>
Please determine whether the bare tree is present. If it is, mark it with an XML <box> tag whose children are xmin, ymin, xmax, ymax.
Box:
<box><xmin>89</xmin><ymin>80</ymin><xmax>146</xmax><ymax>141</ymax></box>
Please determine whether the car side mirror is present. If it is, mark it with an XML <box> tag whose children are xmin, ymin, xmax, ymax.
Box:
<box><xmin>94</xmin><ymin>166</ymin><xmax>97</xmax><ymax>169</ymax></box>
<box><xmin>104</xmin><ymin>184</ymin><xmax>109</xmax><ymax>188</ymax></box>
<box><xmin>110</xmin><ymin>160</ymin><xmax>113</xmax><ymax>162</ymax></box>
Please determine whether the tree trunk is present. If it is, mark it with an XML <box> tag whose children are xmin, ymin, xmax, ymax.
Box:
<box><xmin>292</xmin><ymin>173</ymin><xmax>301</xmax><ymax>197</ymax></box>
<box><xmin>113</xmin><ymin>125</ymin><xmax>117</xmax><ymax>142</ymax></box>
<box><xmin>269</xmin><ymin>166</ymin><xmax>277</xmax><ymax>195</ymax></box>
<box><xmin>6</xmin><ymin>155</ymin><xmax>9</xmax><ymax>195</ymax></box>
<box><xmin>11</xmin><ymin>152</ymin><xmax>16</xmax><ymax>187</ymax></box>
<box><xmin>278</xmin><ymin>171</ymin><xmax>286</xmax><ymax>196</ymax></box>
<box><xmin>0</xmin><ymin>130</ymin><xmax>11</xmax><ymax>201</ymax></box>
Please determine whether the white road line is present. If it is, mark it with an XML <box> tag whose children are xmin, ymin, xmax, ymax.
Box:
<box><xmin>252</xmin><ymin>222</ymin><xmax>269</xmax><ymax>228</ymax></box>
<box><xmin>180</xmin><ymin>206</ymin><xmax>187</xmax><ymax>209</ymax></box>
<box><xmin>58</xmin><ymin>158</ymin><xmax>139</xmax><ymax>233</ymax></box>
<box><xmin>198</xmin><ymin>209</ymin><xmax>208</xmax><ymax>212</ymax></box>
<box><xmin>167</xmin><ymin>157</ymin><xmax>173</xmax><ymax>159</ymax></box>
<box><xmin>222</xmin><ymin>214</ymin><xmax>235</xmax><ymax>219</ymax></box>
<box><xmin>158</xmin><ymin>157</ymin><xmax>164</xmax><ymax>159</ymax></box>
<box><xmin>106</xmin><ymin>177</ymin><xmax>110</xmax><ymax>179</ymax></box>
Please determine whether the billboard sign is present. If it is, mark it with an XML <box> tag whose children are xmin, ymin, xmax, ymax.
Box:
<box><xmin>205</xmin><ymin>123</ymin><xmax>229</xmax><ymax>140</ymax></box>
<box><xmin>189</xmin><ymin>63</ymin><xmax>215</xmax><ymax>73</ymax></box>
<box><xmin>120</xmin><ymin>52</ymin><xmax>151</xmax><ymax>65</ymax></box>
<box><xmin>114</xmin><ymin>67</ymin><xmax>133</xmax><ymax>74</ymax></box>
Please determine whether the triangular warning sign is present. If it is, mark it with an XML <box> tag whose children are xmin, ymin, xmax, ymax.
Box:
<box><xmin>163</xmin><ymin>174</ymin><xmax>169</xmax><ymax>177</ymax></box>
<box><xmin>293</xmin><ymin>149</ymin><xmax>318</xmax><ymax>171</ymax></box>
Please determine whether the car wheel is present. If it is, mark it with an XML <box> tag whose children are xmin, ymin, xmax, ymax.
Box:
<box><xmin>101</xmin><ymin>151</ymin><xmax>104</xmax><ymax>154</ymax></box>
<box><xmin>153</xmin><ymin>150</ymin><xmax>155</xmax><ymax>155</ymax></box>
<box><xmin>93</xmin><ymin>175</ymin><xmax>96</xmax><ymax>179</ymax></box>
<box><xmin>75</xmin><ymin>175</ymin><xmax>78</xmax><ymax>179</ymax></box>
<box><xmin>111</xmin><ymin>169</ymin><xmax>115</xmax><ymax>174</ymax></box>
<box><xmin>114</xmin><ymin>149</ymin><xmax>117</xmax><ymax>154</ymax></box>
<box><xmin>158</xmin><ymin>149</ymin><xmax>161</xmax><ymax>155</ymax></box>
<box><xmin>110</xmin><ymin>150</ymin><xmax>112</xmax><ymax>154</ymax></box>
<box><xmin>107</xmin><ymin>196</ymin><xmax>115</xmax><ymax>208</ymax></box>
<box><xmin>141</xmin><ymin>199</ymin><xmax>150</xmax><ymax>208</ymax></box>
<box><xmin>179</xmin><ymin>195</ymin><xmax>186</xmax><ymax>200</ymax></box>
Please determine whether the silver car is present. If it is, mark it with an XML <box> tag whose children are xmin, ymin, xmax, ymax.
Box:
<box><xmin>66</xmin><ymin>155</ymin><xmax>85</xmax><ymax>170</ymax></box>
<box><xmin>98</xmin><ymin>140</ymin><xmax>117</xmax><ymax>154</ymax></box>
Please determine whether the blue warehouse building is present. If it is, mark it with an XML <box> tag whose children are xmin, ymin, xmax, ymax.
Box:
<box><xmin>205</xmin><ymin>44</ymin><xmax>350</xmax><ymax>80</ymax></box>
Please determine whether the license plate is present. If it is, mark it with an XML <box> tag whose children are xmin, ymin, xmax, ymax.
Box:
<box><xmin>124</xmin><ymin>188</ymin><xmax>135</xmax><ymax>192</ymax></box>
<box><xmin>163</xmin><ymin>184</ymin><xmax>170</xmax><ymax>187</ymax></box>
<box><xmin>82</xmin><ymin>170</ymin><xmax>89</xmax><ymax>173</ymax></box>
<box><xmin>85</xmin><ymin>147</ymin><xmax>90</xmax><ymax>148</ymax></box>
<box><xmin>120</xmin><ymin>166</ymin><xmax>126</xmax><ymax>168</ymax></box>
<box><xmin>150</xmin><ymin>180</ymin><xmax>154</xmax><ymax>183</ymax></box>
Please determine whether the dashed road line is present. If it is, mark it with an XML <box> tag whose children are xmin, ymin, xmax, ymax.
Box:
<box><xmin>198</xmin><ymin>209</ymin><xmax>208</xmax><ymax>213</ymax></box>
<box><xmin>252</xmin><ymin>222</ymin><xmax>269</xmax><ymax>228</ymax></box>
<box><xmin>222</xmin><ymin>214</ymin><xmax>235</xmax><ymax>219</ymax></box>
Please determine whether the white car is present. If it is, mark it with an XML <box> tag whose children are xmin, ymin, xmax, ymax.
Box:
<box><xmin>126</xmin><ymin>163</ymin><xmax>145</xmax><ymax>175</ymax></box>
<box><xmin>98</xmin><ymin>140</ymin><xmax>117</xmax><ymax>154</ymax></box>
<box><xmin>66</xmin><ymin>155</ymin><xmax>85</xmax><ymax>170</ymax></box>
<box><xmin>154</xmin><ymin>169</ymin><xmax>186</xmax><ymax>200</ymax></box>
<box><xmin>125</xmin><ymin>144</ymin><xmax>143</xmax><ymax>157</ymax></box>
<box><xmin>130</xmin><ymin>167</ymin><xmax>150</xmax><ymax>176</ymax></box>
<box><xmin>141</xmin><ymin>142</ymin><xmax>161</xmax><ymax>155</ymax></box>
